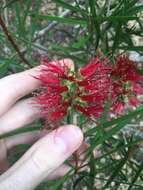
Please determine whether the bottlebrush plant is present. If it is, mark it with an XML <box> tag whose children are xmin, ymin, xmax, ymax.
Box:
<box><xmin>0</xmin><ymin>0</ymin><xmax>143</xmax><ymax>189</ymax></box>
<box><xmin>34</xmin><ymin>54</ymin><xmax>143</xmax><ymax>127</ymax></box>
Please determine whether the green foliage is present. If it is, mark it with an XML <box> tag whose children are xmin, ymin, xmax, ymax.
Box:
<box><xmin>0</xmin><ymin>0</ymin><xmax>143</xmax><ymax>189</ymax></box>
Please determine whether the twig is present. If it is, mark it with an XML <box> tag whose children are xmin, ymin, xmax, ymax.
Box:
<box><xmin>0</xmin><ymin>15</ymin><xmax>31</xmax><ymax>68</ymax></box>
<box><xmin>16</xmin><ymin>1</ymin><xmax>84</xmax><ymax>56</ymax></box>
<box><xmin>19</xmin><ymin>9</ymin><xmax>71</xmax><ymax>55</ymax></box>
<box><xmin>34</xmin><ymin>9</ymin><xmax>70</xmax><ymax>40</ymax></box>
<box><xmin>3</xmin><ymin>0</ymin><xmax>9</xmax><ymax>26</ymax></box>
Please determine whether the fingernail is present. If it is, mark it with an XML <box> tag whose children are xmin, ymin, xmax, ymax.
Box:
<box><xmin>54</xmin><ymin>125</ymin><xmax>83</xmax><ymax>153</ymax></box>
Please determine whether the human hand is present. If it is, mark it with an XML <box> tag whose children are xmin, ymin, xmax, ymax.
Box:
<box><xmin>0</xmin><ymin>59</ymin><xmax>83</xmax><ymax>190</ymax></box>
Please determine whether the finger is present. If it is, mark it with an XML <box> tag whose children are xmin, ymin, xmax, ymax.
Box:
<box><xmin>47</xmin><ymin>143</ymin><xmax>90</xmax><ymax>180</ymax></box>
<box><xmin>4</xmin><ymin>131</ymin><xmax>41</xmax><ymax>150</ymax></box>
<box><xmin>0</xmin><ymin>67</ymin><xmax>40</xmax><ymax>116</ymax></box>
<box><xmin>0</xmin><ymin>130</ymin><xmax>47</xmax><ymax>172</ymax></box>
<box><xmin>0</xmin><ymin>59</ymin><xmax>74</xmax><ymax>116</ymax></box>
<box><xmin>0</xmin><ymin>160</ymin><xmax>9</xmax><ymax>173</ymax></box>
<box><xmin>0</xmin><ymin>125</ymin><xmax>83</xmax><ymax>190</ymax></box>
<box><xmin>77</xmin><ymin>142</ymin><xmax>89</xmax><ymax>156</ymax></box>
<box><xmin>0</xmin><ymin>98</ymin><xmax>40</xmax><ymax>135</ymax></box>
<box><xmin>0</xmin><ymin>139</ymin><xmax>9</xmax><ymax>173</ymax></box>
<box><xmin>4</xmin><ymin>129</ymin><xmax>48</xmax><ymax>150</ymax></box>
<box><xmin>46</xmin><ymin>164</ymin><xmax>70</xmax><ymax>180</ymax></box>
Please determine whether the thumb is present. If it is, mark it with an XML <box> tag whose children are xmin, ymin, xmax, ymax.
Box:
<box><xmin>0</xmin><ymin>125</ymin><xmax>83</xmax><ymax>190</ymax></box>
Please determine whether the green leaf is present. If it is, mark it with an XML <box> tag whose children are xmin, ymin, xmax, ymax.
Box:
<box><xmin>72</xmin><ymin>35</ymin><xmax>90</xmax><ymax>49</ymax></box>
<box><xmin>112</xmin><ymin>22</ymin><xmax>122</xmax><ymax>53</ymax></box>
<box><xmin>73</xmin><ymin>174</ymin><xmax>86</xmax><ymax>189</ymax></box>
<box><xmin>51</xmin><ymin>170</ymin><xmax>73</xmax><ymax>190</ymax></box>
<box><xmin>98</xmin><ymin>16</ymin><xmax>138</xmax><ymax>22</ymax></box>
<box><xmin>128</xmin><ymin>5</ymin><xmax>143</xmax><ymax>15</ymax></box>
<box><xmin>53</xmin><ymin>0</ymin><xmax>86</xmax><ymax>16</ymax></box>
<box><xmin>30</xmin><ymin>14</ymin><xmax>87</xmax><ymax>26</ymax></box>
<box><xmin>0</xmin><ymin>125</ymin><xmax>41</xmax><ymax>140</ymax></box>
<box><xmin>88</xmin><ymin>0</ymin><xmax>100</xmax><ymax>50</ymax></box>
<box><xmin>2</xmin><ymin>0</ymin><xmax>20</xmax><ymax>8</ymax></box>
<box><xmin>89</xmin><ymin>153</ymin><xmax>96</xmax><ymax>189</ymax></box>
<box><xmin>119</xmin><ymin>46</ymin><xmax>143</xmax><ymax>51</ymax></box>
<box><xmin>97</xmin><ymin>138</ymin><xmax>143</xmax><ymax>161</ymax></box>
<box><xmin>0</xmin><ymin>59</ymin><xmax>10</xmax><ymax>77</ymax></box>
<box><xmin>23</xmin><ymin>0</ymin><xmax>33</xmax><ymax>25</ymax></box>
<box><xmin>127</xmin><ymin>162</ymin><xmax>143</xmax><ymax>190</ymax></box>
<box><xmin>85</xmin><ymin>106</ymin><xmax>143</xmax><ymax>137</ymax></box>
<box><xmin>103</xmin><ymin>147</ymin><xmax>131</xmax><ymax>189</ymax></box>
<box><xmin>88</xmin><ymin>118</ymin><xmax>130</xmax><ymax>153</ymax></box>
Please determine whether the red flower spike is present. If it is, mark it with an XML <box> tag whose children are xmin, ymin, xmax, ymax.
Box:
<box><xmin>112</xmin><ymin>55</ymin><xmax>139</xmax><ymax>82</ymax></box>
<box><xmin>110</xmin><ymin>55</ymin><xmax>143</xmax><ymax>114</ymax></box>
<box><xmin>79</xmin><ymin>57</ymin><xmax>100</xmax><ymax>77</ymax></box>
<box><xmin>43</xmin><ymin>63</ymin><xmax>65</xmax><ymax>77</ymax></box>
<box><xmin>75</xmin><ymin>104</ymin><xmax>104</xmax><ymax>118</ymax></box>
<box><xmin>33</xmin><ymin>54</ymin><xmax>143</xmax><ymax>126</ymax></box>
<box><xmin>129</xmin><ymin>97</ymin><xmax>140</xmax><ymax>107</ymax></box>
<box><xmin>79</xmin><ymin>93</ymin><xmax>106</xmax><ymax>103</ymax></box>
<box><xmin>132</xmin><ymin>82</ymin><xmax>143</xmax><ymax>94</ymax></box>
<box><xmin>112</xmin><ymin>101</ymin><xmax>125</xmax><ymax>115</ymax></box>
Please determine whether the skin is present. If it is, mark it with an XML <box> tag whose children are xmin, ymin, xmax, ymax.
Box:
<box><xmin>0</xmin><ymin>59</ymin><xmax>83</xmax><ymax>190</ymax></box>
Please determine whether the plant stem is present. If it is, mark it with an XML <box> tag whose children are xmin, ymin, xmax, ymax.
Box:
<box><xmin>67</xmin><ymin>108</ymin><xmax>79</xmax><ymax>173</ymax></box>
<box><xmin>0</xmin><ymin>15</ymin><xmax>31</xmax><ymax>68</ymax></box>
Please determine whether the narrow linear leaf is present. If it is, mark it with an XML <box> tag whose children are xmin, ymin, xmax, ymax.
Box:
<box><xmin>98</xmin><ymin>16</ymin><xmax>138</xmax><ymax>22</ymax></box>
<box><xmin>0</xmin><ymin>125</ymin><xmax>41</xmax><ymax>139</ymax></box>
<box><xmin>30</xmin><ymin>14</ymin><xmax>87</xmax><ymax>25</ymax></box>
<box><xmin>119</xmin><ymin>46</ymin><xmax>143</xmax><ymax>51</ymax></box>
<box><xmin>128</xmin><ymin>5</ymin><xmax>143</xmax><ymax>15</ymax></box>
<box><xmin>89</xmin><ymin>153</ymin><xmax>96</xmax><ymax>189</ymax></box>
<box><xmin>53</xmin><ymin>0</ymin><xmax>86</xmax><ymax>15</ymax></box>
<box><xmin>86</xmin><ymin>106</ymin><xmax>143</xmax><ymax>136</ymax></box>
<box><xmin>89</xmin><ymin>119</ymin><xmax>130</xmax><ymax>153</ymax></box>
<box><xmin>2</xmin><ymin>0</ymin><xmax>20</xmax><ymax>8</ymax></box>
<box><xmin>103</xmin><ymin>148</ymin><xmax>130</xmax><ymax>189</ymax></box>
<box><xmin>51</xmin><ymin>170</ymin><xmax>73</xmax><ymax>190</ymax></box>
<box><xmin>112</xmin><ymin>22</ymin><xmax>122</xmax><ymax>53</ymax></box>
<box><xmin>127</xmin><ymin>162</ymin><xmax>143</xmax><ymax>190</ymax></box>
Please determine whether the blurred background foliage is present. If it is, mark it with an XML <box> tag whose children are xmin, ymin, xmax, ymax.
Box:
<box><xmin>0</xmin><ymin>0</ymin><xmax>143</xmax><ymax>189</ymax></box>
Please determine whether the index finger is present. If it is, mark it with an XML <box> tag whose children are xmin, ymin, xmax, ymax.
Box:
<box><xmin>0</xmin><ymin>59</ymin><xmax>74</xmax><ymax>116</ymax></box>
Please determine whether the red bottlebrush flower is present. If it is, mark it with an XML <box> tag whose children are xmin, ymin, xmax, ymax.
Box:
<box><xmin>112</xmin><ymin>101</ymin><xmax>125</xmax><ymax>115</ymax></box>
<box><xmin>34</xmin><ymin>56</ymin><xmax>112</xmax><ymax>125</ymax></box>
<box><xmin>110</xmin><ymin>55</ymin><xmax>143</xmax><ymax>114</ymax></box>
<box><xmin>80</xmin><ymin>57</ymin><xmax>112</xmax><ymax>78</ymax></box>
<box><xmin>132</xmin><ymin>82</ymin><xmax>143</xmax><ymax>94</ymax></box>
<box><xmin>33</xmin><ymin>57</ymin><xmax>72</xmax><ymax>125</ymax></box>
<box><xmin>33</xmin><ymin>54</ymin><xmax>143</xmax><ymax>126</ymax></box>
<box><xmin>111</xmin><ymin>55</ymin><xmax>140</xmax><ymax>81</ymax></box>
<box><xmin>78</xmin><ymin>56</ymin><xmax>112</xmax><ymax>118</ymax></box>
<box><xmin>79</xmin><ymin>57</ymin><xmax>101</xmax><ymax>78</ymax></box>
<box><xmin>75</xmin><ymin>104</ymin><xmax>104</xmax><ymax>118</ymax></box>
<box><xmin>129</xmin><ymin>96</ymin><xmax>140</xmax><ymax>107</ymax></box>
